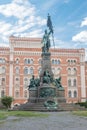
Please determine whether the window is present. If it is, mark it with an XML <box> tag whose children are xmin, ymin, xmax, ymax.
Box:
<box><xmin>73</xmin><ymin>79</ymin><xmax>76</xmax><ymax>86</ymax></box>
<box><xmin>15</xmin><ymin>78</ymin><xmax>19</xmax><ymax>81</ymax></box>
<box><xmin>24</xmin><ymin>90</ymin><xmax>28</xmax><ymax>98</ymax></box>
<box><xmin>3</xmin><ymin>59</ymin><xmax>6</xmax><ymax>63</ymax></box>
<box><xmin>57</xmin><ymin>68</ymin><xmax>61</xmax><ymax>74</ymax></box>
<box><xmin>2</xmin><ymin>67</ymin><xmax>6</xmax><ymax>73</ymax></box>
<box><xmin>16</xmin><ymin>59</ymin><xmax>19</xmax><ymax>64</ymax></box>
<box><xmin>57</xmin><ymin>60</ymin><xmax>60</xmax><ymax>64</ymax></box>
<box><xmin>68</xmin><ymin>68</ymin><xmax>71</xmax><ymax>75</ymax></box>
<box><xmin>24</xmin><ymin>78</ymin><xmax>29</xmax><ymax>87</ymax></box>
<box><xmin>24</xmin><ymin>59</ymin><xmax>34</xmax><ymax>64</ymax></box>
<box><xmin>30</xmin><ymin>67</ymin><xmax>34</xmax><ymax>74</ymax></box>
<box><xmin>15</xmin><ymin>67</ymin><xmax>19</xmax><ymax>74</ymax></box>
<box><xmin>55</xmin><ymin>60</ymin><xmax>57</xmax><ymax>64</ymax></box>
<box><xmin>28</xmin><ymin>59</ymin><xmax>30</xmax><ymax>64</ymax></box>
<box><xmin>74</xmin><ymin>91</ymin><xmax>77</xmax><ymax>98</ymax></box>
<box><xmin>24</xmin><ymin>59</ymin><xmax>28</xmax><ymax>64</ymax></box>
<box><xmin>1</xmin><ymin>90</ymin><xmax>5</xmax><ymax>97</ymax></box>
<box><xmin>52</xmin><ymin>59</ymin><xmax>60</xmax><ymax>65</ymax></box>
<box><xmin>0</xmin><ymin>58</ymin><xmax>2</xmax><ymax>63</ymax></box>
<box><xmin>38</xmin><ymin>68</ymin><xmax>41</xmax><ymax>74</ymax></box>
<box><xmin>31</xmin><ymin>59</ymin><xmax>33</xmax><ymax>64</ymax></box>
<box><xmin>52</xmin><ymin>59</ymin><xmax>55</xmax><ymax>64</ymax></box>
<box><xmin>68</xmin><ymin>60</ymin><xmax>70</xmax><ymax>63</ymax></box>
<box><xmin>15</xmin><ymin>91</ymin><xmax>19</xmax><ymax>98</ymax></box>
<box><xmin>24</xmin><ymin>67</ymin><xmax>28</xmax><ymax>74</ymax></box>
<box><xmin>0</xmin><ymin>58</ymin><xmax>6</xmax><ymax>64</ymax></box>
<box><xmin>73</xmin><ymin>68</ymin><xmax>77</xmax><ymax>75</ymax></box>
<box><xmin>38</xmin><ymin>59</ymin><xmax>42</xmax><ymax>64</ymax></box>
<box><xmin>74</xmin><ymin>60</ymin><xmax>76</xmax><ymax>64</ymax></box>
<box><xmin>68</xmin><ymin>91</ymin><xmax>72</xmax><ymax>98</ymax></box>
<box><xmin>68</xmin><ymin>79</ymin><xmax>71</xmax><ymax>87</ymax></box>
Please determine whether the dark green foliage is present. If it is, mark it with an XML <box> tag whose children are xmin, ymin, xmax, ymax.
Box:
<box><xmin>76</xmin><ymin>101</ymin><xmax>87</xmax><ymax>108</ymax></box>
<box><xmin>1</xmin><ymin>96</ymin><xmax>13</xmax><ymax>109</ymax></box>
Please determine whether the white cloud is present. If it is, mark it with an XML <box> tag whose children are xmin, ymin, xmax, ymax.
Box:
<box><xmin>81</xmin><ymin>17</ymin><xmax>87</xmax><ymax>27</ymax></box>
<box><xmin>72</xmin><ymin>31</ymin><xmax>87</xmax><ymax>43</ymax></box>
<box><xmin>0</xmin><ymin>0</ymin><xmax>35</xmax><ymax>19</ymax></box>
<box><xmin>0</xmin><ymin>0</ymin><xmax>46</xmax><ymax>45</ymax></box>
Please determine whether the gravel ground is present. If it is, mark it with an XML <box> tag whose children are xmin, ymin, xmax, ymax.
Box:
<box><xmin>0</xmin><ymin>112</ymin><xmax>87</xmax><ymax>130</ymax></box>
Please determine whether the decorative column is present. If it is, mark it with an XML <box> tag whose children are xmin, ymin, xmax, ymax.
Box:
<box><xmin>80</xmin><ymin>53</ymin><xmax>86</xmax><ymax>102</ymax></box>
<box><xmin>9</xmin><ymin>38</ymin><xmax>14</xmax><ymax>97</ymax></box>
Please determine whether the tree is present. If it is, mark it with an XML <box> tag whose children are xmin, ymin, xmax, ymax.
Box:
<box><xmin>1</xmin><ymin>96</ymin><xmax>13</xmax><ymax>109</ymax></box>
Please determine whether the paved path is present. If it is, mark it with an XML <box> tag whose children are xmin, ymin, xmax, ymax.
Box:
<box><xmin>0</xmin><ymin>112</ymin><xmax>87</xmax><ymax>130</ymax></box>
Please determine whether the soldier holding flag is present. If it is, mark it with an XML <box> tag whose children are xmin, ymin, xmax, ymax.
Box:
<box><xmin>42</xmin><ymin>14</ymin><xmax>54</xmax><ymax>53</ymax></box>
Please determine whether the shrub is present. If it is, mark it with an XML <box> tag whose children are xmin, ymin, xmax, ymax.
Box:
<box><xmin>1</xmin><ymin>96</ymin><xmax>13</xmax><ymax>109</ymax></box>
<box><xmin>76</xmin><ymin>102</ymin><xmax>87</xmax><ymax>108</ymax></box>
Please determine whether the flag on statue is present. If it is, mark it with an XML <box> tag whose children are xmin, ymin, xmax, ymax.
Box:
<box><xmin>47</xmin><ymin>14</ymin><xmax>53</xmax><ymax>34</ymax></box>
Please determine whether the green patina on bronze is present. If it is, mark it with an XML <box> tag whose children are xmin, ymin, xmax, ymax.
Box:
<box><xmin>44</xmin><ymin>100</ymin><xmax>58</xmax><ymax>110</ymax></box>
<box><xmin>27</xmin><ymin>14</ymin><xmax>65</xmax><ymax>111</ymax></box>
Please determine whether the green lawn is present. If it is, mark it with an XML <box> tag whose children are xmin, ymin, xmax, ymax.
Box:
<box><xmin>0</xmin><ymin>110</ymin><xmax>49</xmax><ymax>120</ymax></box>
<box><xmin>72</xmin><ymin>111</ymin><xmax>87</xmax><ymax>117</ymax></box>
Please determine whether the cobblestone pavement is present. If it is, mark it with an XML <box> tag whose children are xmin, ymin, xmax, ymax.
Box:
<box><xmin>0</xmin><ymin>112</ymin><xmax>87</xmax><ymax>130</ymax></box>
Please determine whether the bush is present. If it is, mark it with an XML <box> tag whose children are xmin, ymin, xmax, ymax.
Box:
<box><xmin>1</xmin><ymin>96</ymin><xmax>13</xmax><ymax>109</ymax></box>
<box><xmin>76</xmin><ymin>101</ymin><xmax>87</xmax><ymax>108</ymax></box>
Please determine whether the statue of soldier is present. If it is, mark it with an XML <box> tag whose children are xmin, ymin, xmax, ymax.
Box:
<box><xmin>42</xmin><ymin>14</ymin><xmax>54</xmax><ymax>53</ymax></box>
<box><xmin>29</xmin><ymin>75</ymin><xmax>36</xmax><ymax>89</ymax></box>
<box><xmin>42</xmin><ymin>29</ymin><xmax>50</xmax><ymax>53</ymax></box>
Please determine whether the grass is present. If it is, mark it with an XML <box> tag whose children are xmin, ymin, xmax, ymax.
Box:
<box><xmin>72</xmin><ymin>111</ymin><xmax>87</xmax><ymax>117</ymax></box>
<box><xmin>0</xmin><ymin>110</ymin><xmax>49</xmax><ymax>120</ymax></box>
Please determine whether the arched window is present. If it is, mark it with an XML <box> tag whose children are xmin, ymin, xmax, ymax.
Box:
<box><xmin>73</xmin><ymin>79</ymin><xmax>76</xmax><ymax>86</ymax></box>
<box><xmin>38</xmin><ymin>68</ymin><xmax>41</xmax><ymax>74</ymax></box>
<box><xmin>68</xmin><ymin>68</ymin><xmax>71</xmax><ymax>75</ymax></box>
<box><xmin>68</xmin><ymin>79</ymin><xmax>71</xmax><ymax>87</ymax></box>
<box><xmin>15</xmin><ymin>91</ymin><xmax>19</xmax><ymax>98</ymax></box>
<box><xmin>74</xmin><ymin>60</ymin><xmax>76</xmax><ymax>64</ymax></box>
<box><xmin>24</xmin><ymin>59</ymin><xmax>28</xmax><ymax>64</ymax></box>
<box><xmin>3</xmin><ymin>58</ymin><xmax>6</xmax><ymax>63</ymax></box>
<box><xmin>74</xmin><ymin>91</ymin><xmax>77</xmax><ymax>98</ymax></box>
<box><xmin>2</xmin><ymin>67</ymin><xmax>6</xmax><ymax>73</ymax></box>
<box><xmin>2</xmin><ymin>78</ymin><xmax>5</xmax><ymax>85</ymax></box>
<box><xmin>15</xmin><ymin>78</ymin><xmax>19</xmax><ymax>81</ymax></box>
<box><xmin>16</xmin><ymin>59</ymin><xmax>19</xmax><ymax>64</ymax></box>
<box><xmin>24</xmin><ymin>67</ymin><xmax>28</xmax><ymax>74</ymax></box>
<box><xmin>71</xmin><ymin>60</ymin><xmax>73</xmax><ymax>64</ymax></box>
<box><xmin>52</xmin><ymin>59</ymin><xmax>55</xmax><ymax>64</ymax></box>
<box><xmin>30</xmin><ymin>67</ymin><xmax>34</xmax><ymax>74</ymax></box>
<box><xmin>73</xmin><ymin>68</ymin><xmax>77</xmax><ymax>75</ymax></box>
<box><xmin>15</xmin><ymin>67</ymin><xmax>19</xmax><ymax>74</ymax></box>
<box><xmin>24</xmin><ymin>78</ymin><xmax>29</xmax><ymax>87</ymax></box>
<box><xmin>1</xmin><ymin>90</ymin><xmax>5</xmax><ymax>97</ymax></box>
<box><xmin>0</xmin><ymin>58</ymin><xmax>3</xmax><ymax>63</ymax></box>
<box><xmin>68</xmin><ymin>91</ymin><xmax>72</xmax><ymax>98</ymax></box>
<box><xmin>28</xmin><ymin>59</ymin><xmax>30</xmax><ymax>64</ymax></box>
<box><xmin>55</xmin><ymin>60</ymin><xmax>57</xmax><ymax>64</ymax></box>
<box><xmin>57</xmin><ymin>68</ymin><xmax>61</xmax><ymax>74</ymax></box>
<box><xmin>24</xmin><ymin>90</ymin><xmax>28</xmax><ymax>98</ymax></box>
<box><xmin>38</xmin><ymin>59</ymin><xmax>42</xmax><ymax>64</ymax></box>
<box><xmin>57</xmin><ymin>60</ymin><xmax>60</xmax><ymax>64</ymax></box>
<box><xmin>68</xmin><ymin>60</ymin><xmax>70</xmax><ymax>63</ymax></box>
<box><xmin>31</xmin><ymin>59</ymin><xmax>33</xmax><ymax>64</ymax></box>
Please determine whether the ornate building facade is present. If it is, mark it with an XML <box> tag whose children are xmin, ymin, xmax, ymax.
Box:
<box><xmin>0</xmin><ymin>36</ymin><xmax>87</xmax><ymax>105</ymax></box>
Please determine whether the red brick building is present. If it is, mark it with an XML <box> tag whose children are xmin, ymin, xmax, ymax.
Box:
<box><xmin>0</xmin><ymin>36</ymin><xmax>87</xmax><ymax>105</ymax></box>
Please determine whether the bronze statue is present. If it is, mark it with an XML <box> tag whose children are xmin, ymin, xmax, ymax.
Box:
<box><xmin>28</xmin><ymin>75</ymin><xmax>40</xmax><ymax>89</ymax></box>
<box><xmin>42</xmin><ymin>14</ymin><xmax>54</xmax><ymax>53</ymax></box>
<box><xmin>42</xmin><ymin>30</ymin><xmax>50</xmax><ymax>52</ymax></box>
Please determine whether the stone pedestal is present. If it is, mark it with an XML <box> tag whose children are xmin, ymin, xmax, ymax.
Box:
<box><xmin>29</xmin><ymin>88</ymin><xmax>38</xmax><ymax>103</ymax></box>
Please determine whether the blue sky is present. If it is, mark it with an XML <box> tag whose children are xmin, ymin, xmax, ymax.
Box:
<box><xmin>0</xmin><ymin>0</ymin><xmax>87</xmax><ymax>57</ymax></box>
